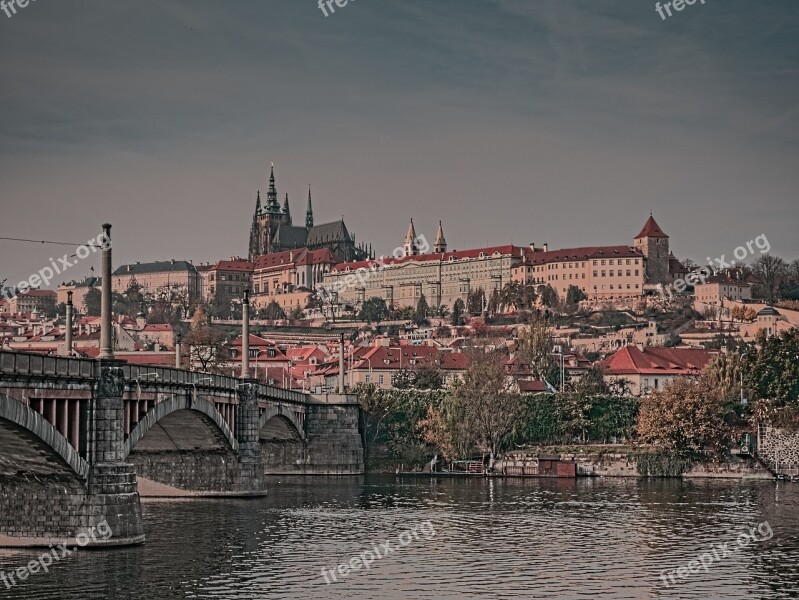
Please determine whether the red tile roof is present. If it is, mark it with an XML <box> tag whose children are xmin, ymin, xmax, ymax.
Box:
<box><xmin>331</xmin><ymin>245</ymin><xmax>526</xmax><ymax>273</ymax></box>
<box><xmin>519</xmin><ymin>245</ymin><xmax>642</xmax><ymax>266</ymax></box>
<box><xmin>213</xmin><ymin>259</ymin><xmax>254</xmax><ymax>272</ymax></box>
<box><xmin>634</xmin><ymin>215</ymin><xmax>668</xmax><ymax>240</ymax></box>
<box><xmin>600</xmin><ymin>346</ymin><xmax>714</xmax><ymax>376</ymax></box>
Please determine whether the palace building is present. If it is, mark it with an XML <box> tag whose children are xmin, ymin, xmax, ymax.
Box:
<box><xmin>247</xmin><ymin>165</ymin><xmax>370</xmax><ymax>263</ymax></box>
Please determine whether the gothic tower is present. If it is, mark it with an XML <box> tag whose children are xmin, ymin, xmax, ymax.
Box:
<box><xmin>403</xmin><ymin>219</ymin><xmax>419</xmax><ymax>257</ymax></box>
<box><xmin>633</xmin><ymin>214</ymin><xmax>670</xmax><ymax>285</ymax></box>
<box><xmin>434</xmin><ymin>221</ymin><xmax>447</xmax><ymax>253</ymax></box>
<box><xmin>306</xmin><ymin>186</ymin><xmax>314</xmax><ymax>229</ymax></box>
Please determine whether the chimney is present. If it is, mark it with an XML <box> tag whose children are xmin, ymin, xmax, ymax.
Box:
<box><xmin>543</xmin><ymin>243</ymin><xmax>549</xmax><ymax>252</ymax></box>
<box><xmin>530</xmin><ymin>243</ymin><xmax>536</xmax><ymax>251</ymax></box>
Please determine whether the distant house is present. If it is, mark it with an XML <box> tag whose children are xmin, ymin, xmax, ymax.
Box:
<box><xmin>599</xmin><ymin>346</ymin><xmax>715</xmax><ymax>395</ymax></box>
<box><xmin>113</xmin><ymin>259</ymin><xmax>201</xmax><ymax>300</ymax></box>
<box><xmin>9</xmin><ymin>290</ymin><xmax>57</xmax><ymax>315</ymax></box>
<box><xmin>694</xmin><ymin>273</ymin><xmax>751</xmax><ymax>307</ymax></box>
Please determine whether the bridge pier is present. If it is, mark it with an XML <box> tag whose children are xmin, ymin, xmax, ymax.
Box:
<box><xmin>83</xmin><ymin>363</ymin><xmax>144</xmax><ymax>545</ymax></box>
<box><xmin>232</xmin><ymin>381</ymin><xmax>265</xmax><ymax>494</ymax></box>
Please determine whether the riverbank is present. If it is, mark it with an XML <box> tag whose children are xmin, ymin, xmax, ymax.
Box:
<box><xmin>380</xmin><ymin>445</ymin><xmax>776</xmax><ymax>480</ymax></box>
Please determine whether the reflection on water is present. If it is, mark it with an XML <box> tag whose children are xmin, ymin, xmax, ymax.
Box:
<box><xmin>1</xmin><ymin>476</ymin><xmax>798</xmax><ymax>599</ymax></box>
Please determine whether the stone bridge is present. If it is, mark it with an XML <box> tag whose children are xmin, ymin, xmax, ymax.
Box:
<box><xmin>0</xmin><ymin>350</ymin><xmax>363</xmax><ymax>547</ymax></box>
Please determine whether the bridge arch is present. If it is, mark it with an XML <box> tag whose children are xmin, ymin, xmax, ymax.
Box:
<box><xmin>0</xmin><ymin>394</ymin><xmax>89</xmax><ymax>480</ymax></box>
<box><xmin>124</xmin><ymin>395</ymin><xmax>238</xmax><ymax>458</ymax></box>
<box><xmin>259</xmin><ymin>405</ymin><xmax>305</xmax><ymax>442</ymax></box>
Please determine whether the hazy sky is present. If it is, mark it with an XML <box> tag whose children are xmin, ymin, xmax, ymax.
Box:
<box><xmin>1</xmin><ymin>0</ymin><xmax>797</xmax><ymax>287</ymax></box>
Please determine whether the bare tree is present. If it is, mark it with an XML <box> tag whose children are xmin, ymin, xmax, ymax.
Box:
<box><xmin>752</xmin><ymin>254</ymin><xmax>786</xmax><ymax>303</ymax></box>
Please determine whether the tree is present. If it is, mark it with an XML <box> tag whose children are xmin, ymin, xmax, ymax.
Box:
<box><xmin>744</xmin><ymin>329</ymin><xmax>799</xmax><ymax>426</ymax></box>
<box><xmin>393</xmin><ymin>305</ymin><xmax>415</xmax><ymax>321</ymax></box>
<box><xmin>289</xmin><ymin>305</ymin><xmax>305</xmax><ymax>320</ymax></box>
<box><xmin>183</xmin><ymin>305</ymin><xmax>228</xmax><ymax>372</ymax></box>
<box><xmin>413</xmin><ymin>364</ymin><xmax>444</xmax><ymax>390</ymax></box>
<box><xmin>637</xmin><ymin>376</ymin><xmax>737</xmax><ymax>460</ymax></box>
<box><xmin>537</xmin><ymin>284</ymin><xmax>559</xmax><ymax>309</ymax></box>
<box><xmin>359</xmin><ymin>297</ymin><xmax>388</xmax><ymax>324</ymax></box>
<box><xmin>565</xmin><ymin>285</ymin><xmax>587</xmax><ymax>310</ymax></box>
<box><xmin>515</xmin><ymin>315</ymin><xmax>557</xmax><ymax>384</ymax></box>
<box><xmin>499</xmin><ymin>282</ymin><xmax>536</xmax><ymax>312</ymax></box>
<box><xmin>414</xmin><ymin>294</ymin><xmax>430</xmax><ymax>325</ymax></box>
<box><xmin>451</xmin><ymin>298</ymin><xmax>465</xmax><ymax>326</ymax></box>
<box><xmin>261</xmin><ymin>300</ymin><xmax>287</xmax><ymax>321</ymax></box>
<box><xmin>752</xmin><ymin>254</ymin><xmax>786</xmax><ymax>303</ymax></box>
<box><xmin>452</xmin><ymin>350</ymin><xmax>523</xmax><ymax>456</ymax></box>
<box><xmin>466</xmin><ymin>288</ymin><xmax>485</xmax><ymax>316</ymax></box>
<box><xmin>84</xmin><ymin>288</ymin><xmax>101</xmax><ymax>316</ymax></box>
<box><xmin>571</xmin><ymin>364</ymin><xmax>609</xmax><ymax>396</ymax></box>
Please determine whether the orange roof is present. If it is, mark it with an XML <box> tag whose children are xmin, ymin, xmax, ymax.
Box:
<box><xmin>332</xmin><ymin>245</ymin><xmax>525</xmax><ymax>273</ymax></box>
<box><xmin>600</xmin><ymin>346</ymin><xmax>714</xmax><ymax>376</ymax></box>
<box><xmin>634</xmin><ymin>215</ymin><xmax>668</xmax><ymax>240</ymax></box>
<box><xmin>520</xmin><ymin>245</ymin><xmax>642</xmax><ymax>266</ymax></box>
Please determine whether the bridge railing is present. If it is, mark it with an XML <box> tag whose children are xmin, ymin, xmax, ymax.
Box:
<box><xmin>0</xmin><ymin>350</ymin><xmax>96</xmax><ymax>379</ymax></box>
<box><xmin>0</xmin><ymin>350</ymin><xmax>310</xmax><ymax>404</ymax></box>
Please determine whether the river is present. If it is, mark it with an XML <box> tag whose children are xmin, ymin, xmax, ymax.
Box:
<box><xmin>1</xmin><ymin>476</ymin><xmax>798</xmax><ymax>599</ymax></box>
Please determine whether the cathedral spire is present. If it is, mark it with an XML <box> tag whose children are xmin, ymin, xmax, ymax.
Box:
<box><xmin>306</xmin><ymin>185</ymin><xmax>314</xmax><ymax>229</ymax></box>
<box><xmin>403</xmin><ymin>219</ymin><xmax>418</xmax><ymax>256</ymax></box>
<box><xmin>434</xmin><ymin>220</ymin><xmax>447</xmax><ymax>253</ymax></box>
<box><xmin>255</xmin><ymin>190</ymin><xmax>261</xmax><ymax>215</ymax></box>
<box><xmin>267</xmin><ymin>163</ymin><xmax>280</xmax><ymax>213</ymax></box>
<box><xmin>283</xmin><ymin>193</ymin><xmax>292</xmax><ymax>225</ymax></box>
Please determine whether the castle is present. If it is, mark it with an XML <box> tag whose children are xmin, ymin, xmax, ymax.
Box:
<box><xmin>248</xmin><ymin>165</ymin><xmax>371</xmax><ymax>263</ymax></box>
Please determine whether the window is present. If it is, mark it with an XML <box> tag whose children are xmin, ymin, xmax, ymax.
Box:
<box><xmin>635</xmin><ymin>270</ymin><xmax>639</xmax><ymax>276</ymax></box>
<box><xmin>626</xmin><ymin>270</ymin><xmax>631</xmax><ymax>276</ymax></box>
<box><xmin>601</xmin><ymin>271</ymin><xmax>606</xmax><ymax>277</ymax></box>
<box><xmin>593</xmin><ymin>271</ymin><xmax>598</xmax><ymax>277</ymax></box>
<box><xmin>378</xmin><ymin>374</ymin><xmax>384</xmax><ymax>385</ymax></box>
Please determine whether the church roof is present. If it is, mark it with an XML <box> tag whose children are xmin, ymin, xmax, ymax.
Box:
<box><xmin>272</xmin><ymin>225</ymin><xmax>308</xmax><ymax>249</ymax></box>
<box><xmin>307</xmin><ymin>220</ymin><xmax>350</xmax><ymax>246</ymax></box>
<box><xmin>634</xmin><ymin>215</ymin><xmax>668</xmax><ymax>239</ymax></box>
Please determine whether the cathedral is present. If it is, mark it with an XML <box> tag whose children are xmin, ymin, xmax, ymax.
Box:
<box><xmin>248</xmin><ymin>165</ymin><xmax>371</xmax><ymax>263</ymax></box>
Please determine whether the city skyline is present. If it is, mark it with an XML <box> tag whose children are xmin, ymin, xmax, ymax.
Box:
<box><xmin>2</xmin><ymin>0</ymin><xmax>798</xmax><ymax>285</ymax></box>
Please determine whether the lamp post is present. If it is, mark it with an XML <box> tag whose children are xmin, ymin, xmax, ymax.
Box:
<box><xmin>241</xmin><ymin>289</ymin><xmax>250</xmax><ymax>379</ymax></box>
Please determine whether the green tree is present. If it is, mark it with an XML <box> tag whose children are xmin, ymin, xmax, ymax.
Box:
<box><xmin>414</xmin><ymin>294</ymin><xmax>430</xmax><ymax>325</ymax></box>
<box><xmin>84</xmin><ymin>287</ymin><xmax>101</xmax><ymax>316</ymax></box>
<box><xmin>413</xmin><ymin>364</ymin><xmax>444</xmax><ymax>390</ymax></box>
<box><xmin>637</xmin><ymin>376</ymin><xmax>737</xmax><ymax>460</ymax></box>
<box><xmin>359</xmin><ymin>297</ymin><xmax>388</xmax><ymax>324</ymax></box>
<box><xmin>467</xmin><ymin>288</ymin><xmax>485</xmax><ymax>316</ymax></box>
<box><xmin>537</xmin><ymin>284</ymin><xmax>559</xmax><ymax>309</ymax></box>
<box><xmin>565</xmin><ymin>285</ymin><xmax>587</xmax><ymax>310</ymax></box>
<box><xmin>289</xmin><ymin>305</ymin><xmax>305</xmax><ymax>320</ymax></box>
<box><xmin>451</xmin><ymin>298</ymin><xmax>465</xmax><ymax>326</ymax></box>
<box><xmin>744</xmin><ymin>329</ymin><xmax>799</xmax><ymax>426</ymax></box>
<box><xmin>261</xmin><ymin>300</ymin><xmax>287</xmax><ymax>321</ymax></box>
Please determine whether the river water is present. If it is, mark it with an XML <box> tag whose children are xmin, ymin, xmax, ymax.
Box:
<box><xmin>1</xmin><ymin>476</ymin><xmax>798</xmax><ymax>599</ymax></box>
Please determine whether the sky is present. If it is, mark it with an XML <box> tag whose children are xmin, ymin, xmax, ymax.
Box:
<box><xmin>1</xmin><ymin>0</ymin><xmax>797</xmax><ymax>288</ymax></box>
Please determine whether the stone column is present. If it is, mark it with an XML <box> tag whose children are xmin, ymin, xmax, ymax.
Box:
<box><xmin>234</xmin><ymin>381</ymin><xmax>265</xmax><ymax>493</ymax></box>
<box><xmin>99</xmin><ymin>223</ymin><xmax>114</xmax><ymax>360</ymax></box>
<box><xmin>175</xmin><ymin>333</ymin><xmax>182</xmax><ymax>368</ymax></box>
<box><xmin>85</xmin><ymin>361</ymin><xmax>145</xmax><ymax>545</ymax></box>
<box><xmin>241</xmin><ymin>289</ymin><xmax>250</xmax><ymax>378</ymax></box>
<box><xmin>64</xmin><ymin>291</ymin><xmax>73</xmax><ymax>357</ymax></box>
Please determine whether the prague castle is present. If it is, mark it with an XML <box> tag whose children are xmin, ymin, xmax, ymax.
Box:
<box><xmin>248</xmin><ymin>165</ymin><xmax>370</xmax><ymax>263</ymax></box>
